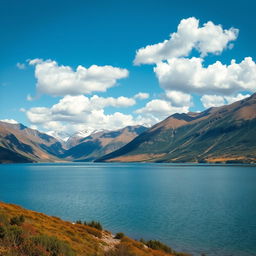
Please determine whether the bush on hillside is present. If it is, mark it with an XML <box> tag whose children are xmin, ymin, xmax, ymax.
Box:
<box><xmin>32</xmin><ymin>235</ymin><xmax>76</xmax><ymax>256</ymax></box>
<box><xmin>84</xmin><ymin>220</ymin><xmax>103</xmax><ymax>230</ymax></box>
<box><xmin>0</xmin><ymin>213</ymin><xmax>76</xmax><ymax>256</ymax></box>
<box><xmin>10</xmin><ymin>215</ymin><xmax>25</xmax><ymax>226</ymax></box>
<box><xmin>115</xmin><ymin>232</ymin><xmax>125</xmax><ymax>239</ymax></box>
<box><xmin>142</xmin><ymin>239</ymin><xmax>174</xmax><ymax>254</ymax></box>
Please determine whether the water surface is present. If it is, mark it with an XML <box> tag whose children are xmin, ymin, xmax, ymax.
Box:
<box><xmin>0</xmin><ymin>163</ymin><xmax>255</xmax><ymax>256</ymax></box>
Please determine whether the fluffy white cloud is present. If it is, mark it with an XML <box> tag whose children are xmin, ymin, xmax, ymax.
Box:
<box><xmin>200</xmin><ymin>95</ymin><xmax>226</xmax><ymax>108</ymax></box>
<box><xmin>135</xmin><ymin>99</ymin><xmax>190</xmax><ymax>122</ymax></box>
<box><xmin>27</xmin><ymin>93</ymin><xmax>191</xmax><ymax>136</ymax></box>
<box><xmin>0</xmin><ymin>119</ymin><xmax>19</xmax><ymax>124</ymax></box>
<box><xmin>49</xmin><ymin>95</ymin><xmax>135</xmax><ymax>117</ymax></box>
<box><xmin>26</xmin><ymin>95</ymin><xmax>140</xmax><ymax>135</ymax></box>
<box><xmin>27</xmin><ymin>107</ymin><xmax>52</xmax><ymax>123</ymax></box>
<box><xmin>29</xmin><ymin>59</ymin><xmax>129</xmax><ymax>96</ymax></box>
<box><xmin>224</xmin><ymin>93</ymin><xmax>251</xmax><ymax>104</ymax></box>
<box><xmin>154</xmin><ymin>57</ymin><xmax>256</xmax><ymax>95</ymax></box>
<box><xmin>134</xmin><ymin>92</ymin><xmax>150</xmax><ymax>100</ymax></box>
<box><xmin>165</xmin><ymin>90</ymin><xmax>192</xmax><ymax>107</ymax></box>
<box><xmin>201</xmin><ymin>93</ymin><xmax>251</xmax><ymax>108</ymax></box>
<box><xmin>134</xmin><ymin>17</ymin><xmax>238</xmax><ymax>65</ymax></box>
<box><xmin>90</xmin><ymin>95</ymin><xmax>136</xmax><ymax>108</ymax></box>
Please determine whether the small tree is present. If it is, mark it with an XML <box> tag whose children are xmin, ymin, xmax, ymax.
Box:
<box><xmin>114</xmin><ymin>232</ymin><xmax>124</xmax><ymax>239</ymax></box>
<box><xmin>86</xmin><ymin>221</ymin><xmax>103</xmax><ymax>231</ymax></box>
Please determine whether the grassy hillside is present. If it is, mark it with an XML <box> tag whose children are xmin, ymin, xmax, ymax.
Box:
<box><xmin>0</xmin><ymin>202</ymin><xmax>189</xmax><ymax>256</ymax></box>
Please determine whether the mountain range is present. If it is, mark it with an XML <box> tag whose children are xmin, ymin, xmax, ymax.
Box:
<box><xmin>0</xmin><ymin>121</ymin><xmax>147</xmax><ymax>163</ymax></box>
<box><xmin>0</xmin><ymin>121</ymin><xmax>64</xmax><ymax>163</ymax></box>
<box><xmin>1</xmin><ymin>93</ymin><xmax>256</xmax><ymax>163</ymax></box>
<box><xmin>97</xmin><ymin>93</ymin><xmax>256</xmax><ymax>163</ymax></box>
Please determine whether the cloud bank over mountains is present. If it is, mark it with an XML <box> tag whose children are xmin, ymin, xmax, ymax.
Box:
<box><xmin>154</xmin><ymin>57</ymin><xmax>256</xmax><ymax>95</ymax></box>
<box><xmin>21</xmin><ymin>17</ymin><xmax>255</xmax><ymax>138</ymax></box>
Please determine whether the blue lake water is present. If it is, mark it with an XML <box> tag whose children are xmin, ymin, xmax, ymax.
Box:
<box><xmin>0</xmin><ymin>163</ymin><xmax>255</xmax><ymax>255</ymax></box>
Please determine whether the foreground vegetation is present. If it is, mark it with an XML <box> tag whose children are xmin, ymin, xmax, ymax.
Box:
<box><xmin>0</xmin><ymin>201</ymin><xmax>190</xmax><ymax>256</ymax></box>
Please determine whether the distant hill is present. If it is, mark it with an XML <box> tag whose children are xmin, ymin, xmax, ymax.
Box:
<box><xmin>62</xmin><ymin>125</ymin><xmax>148</xmax><ymax>161</ymax></box>
<box><xmin>96</xmin><ymin>93</ymin><xmax>256</xmax><ymax>163</ymax></box>
<box><xmin>0</xmin><ymin>121</ymin><xmax>64</xmax><ymax>163</ymax></box>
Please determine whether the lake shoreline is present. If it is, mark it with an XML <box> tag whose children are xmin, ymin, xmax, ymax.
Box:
<box><xmin>0</xmin><ymin>163</ymin><xmax>255</xmax><ymax>256</ymax></box>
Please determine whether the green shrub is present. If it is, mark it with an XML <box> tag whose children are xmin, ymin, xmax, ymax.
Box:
<box><xmin>0</xmin><ymin>213</ymin><xmax>9</xmax><ymax>225</ymax></box>
<box><xmin>75</xmin><ymin>220</ymin><xmax>82</xmax><ymax>224</ymax></box>
<box><xmin>0</xmin><ymin>225</ymin><xmax>6</xmax><ymax>239</ymax></box>
<box><xmin>10</xmin><ymin>215</ymin><xmax>25</xmax><ymax>226</ymax></box>
<box><xmin>85</xmin><ymin>220</ymin><xmax>103</xmax><ymax>231</ymax></box>
<box><xmin>20</xmin><ymin>239</ymin><xmax>49</xmax><ymax>256</ymax></box>
<box><xmin>114</xmin><ymin>232</ymin><xmax>125</xmax><ymax>239</ymax></box>
<box><xmin>7</xmin><ymin>225</ymin><xmax>24</xmax><ymax>246</ymax></box>
<box><xmin>32</xmin><ymin>235</ymin><xmax>76</xmax><ymax>256</ymax></box>
<box><xmin>144</xmin><ymin>240</ymin><xmax>173</xmax><ymax>254</ymax></box>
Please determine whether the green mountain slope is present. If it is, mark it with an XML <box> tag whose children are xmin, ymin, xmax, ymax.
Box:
<box><xmin>97</xmin><ymin>94</ymin><xmax>256</xmax><ymax>163</ymax></box>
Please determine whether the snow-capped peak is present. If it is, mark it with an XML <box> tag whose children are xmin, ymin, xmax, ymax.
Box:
<box><xmin>46</xmin><ymin>131</ymin><xmax>71</xmax><ymax>142</ymax></box>
<box><xmin>0</xmin><ymin>119</ymin><xmax>19</xmax><ymax>124</ymax></box>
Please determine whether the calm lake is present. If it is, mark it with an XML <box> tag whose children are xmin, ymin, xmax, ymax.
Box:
<box><xmin>0</xmin><ymin>163</ymin><xmax>255</xmax><ymax>255</ymax></box>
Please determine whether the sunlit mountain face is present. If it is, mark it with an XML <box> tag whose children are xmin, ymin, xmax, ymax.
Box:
<box><xmin>97</xmin><ymin>94</ymin><xmax>256</xmax><ymax>163</ymax></box>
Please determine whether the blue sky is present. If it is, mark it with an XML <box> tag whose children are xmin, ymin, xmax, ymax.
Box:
<box><xmin>1</xmin><ymin>0</ymin><xmax>256</xmax><ymax>138</ymax></box>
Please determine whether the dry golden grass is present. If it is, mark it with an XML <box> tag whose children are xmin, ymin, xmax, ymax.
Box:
<box><xmin>0</xmin><ymin>201</ymin><xmax>189</xmax><ymax>256</ymax></box>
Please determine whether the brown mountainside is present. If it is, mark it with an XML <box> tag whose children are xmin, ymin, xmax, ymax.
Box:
<box><xmin>97</xmin><ymin>93</ymin><xmax>256</xmax><ymax>163</ymax></box>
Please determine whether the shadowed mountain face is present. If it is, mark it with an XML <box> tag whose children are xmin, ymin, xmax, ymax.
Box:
<box><xmin>96</xmin><ymin>93</ymin><xmax>256</xmax><ymax>163</ymax></box>
<box><xmin>0</xmin><ymin>122</ymin><xmax>64</xmax><ymax>163</ymax></box>
<box><xmin>61</xmin><ymin>125</ymin><xmax>148</xmax><ymax>161</ymax></box>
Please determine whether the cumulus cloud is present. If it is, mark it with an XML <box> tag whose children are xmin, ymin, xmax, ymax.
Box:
<box><xmin>16</xmin><ymin>62</ymin><xmax>26</xmax><ymax>70</ymax></box>
<box><xmin>165</xmin><ymin>90</ymin><xmax>192</xmax><ymax>107</ymax></box>
<box><xmin>29</xmin><ymin>59</ymin><xmax>129</xmax><ymax>96</ymax></box>
<box><xmin>26</xmin><ymin>95</ymin><xmax>140</xmax><ymax>135</ymax></box>
<box><xmin>154</xmin><ymin>57</ymin><xmax>256</xmax><ymax>95</ymax></box>
<box><xmin>90</xmin><ymin>95</ymin><xmax>136</xmax><ymax>108</ymax></box>
<box><xmin>49</xmin><ymin>95</ymin><xmax>135</xmax><ymax>116</ymax></box>
<box><xmin>133</xmin><ymin>17</ymin><xmax>254</xmax><ymax>113</ymax></box>
<box><xmin>200</xmin><ymin>95</ymin><xmax>226</xmax><ymax>108</ymax></box>
<box><xmin>134</xmin><ymin>92</ymin><xmax>150</xmax><ymax>100</ymax></box>
<box><xmin>224</xmin><ymin>93</ymin><xmax>251</xmax><ymax>104</ymax></box>
<box><xmin>135</xmin><ymin>99</ymin><xmax>190</xmax><ymax>122</ymax></box>
<box><xmin>201</xmin><ymin>93</ymin><xmax>251</xmax><ymax>108</ymax></box>
<box><xmin>134</xmin><ymin>17</ymin><xmax>238</xmax><ymax>65</ymax></box>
